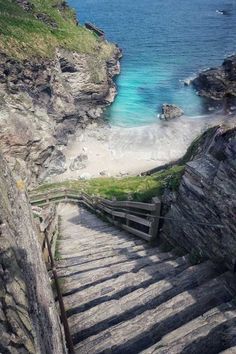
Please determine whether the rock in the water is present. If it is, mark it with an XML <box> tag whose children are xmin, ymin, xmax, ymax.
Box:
<box><xmin>191</xmin><ymin>55</ymin><xmax>236</xmax><ymax>111</ymax></box>
<box><xmin>70</xmin><ymin>154</ymin><xmax>88</xmax><ymax>171</ymax></box>
<box><xmin>159</xmin><ymin>104</ymin><xmax>184</xmax><ymax>120</ymax></box>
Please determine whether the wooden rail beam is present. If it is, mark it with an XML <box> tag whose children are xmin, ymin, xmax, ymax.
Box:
<box><xmin>29</xmin><ymin>189</ymin><xmax>161</xmax><ymax>243</ymax></box>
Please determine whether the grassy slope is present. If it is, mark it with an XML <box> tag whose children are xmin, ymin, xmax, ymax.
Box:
<box><xmin>0</xmin><ymin>0</ymin><xmax>114</xmax><ymax>59</ymax></box>
<box><xmin>34</xmin><ymin>165</ymin><xmax>185</xmax><ymax>202</ymax></box>
<box><xmin>34</xmin><ymin>126</ymin><xmax>221</xmax><ymax>203</ymax></box>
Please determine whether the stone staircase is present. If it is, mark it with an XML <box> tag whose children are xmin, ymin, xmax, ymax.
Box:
<box><xmin>57</xmin><ymin>204</ymin><xmax>236</xmax><ymax>354</ymax></box>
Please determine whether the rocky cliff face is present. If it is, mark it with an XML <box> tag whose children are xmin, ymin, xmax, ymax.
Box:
<box><xmin>0</xmin><ymin>46</ymin><xmax>121</xmax><ymax>184</ymax></box>
<box><xmin>192</xmin><ymin>55</ymin><xmax>236</xmax><ymax>112</ymax></box>
<box><xmin>161</xmin><ymin>124</ymin><xmax>236</xmax><ymax>271</ymax></box>
<box><xmin>0</xmin><ymin>153</ymin><xmax>65</xmax><ymax>353</ymax></box>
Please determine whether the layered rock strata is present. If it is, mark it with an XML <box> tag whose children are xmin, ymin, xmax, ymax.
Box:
<box><xmin>0</xmin><ymin>47</ymin><xmax>121</xmax><ymax>184</ymax></box>
<box><xmin>0</xmin><ymin>153</ymin><xmax>65</xmax><ymax>353</ymax></box>
<box><xmin>161</xmin><ymin>125</ymin><xmax>236</xmax><ymax>271</ymax></box>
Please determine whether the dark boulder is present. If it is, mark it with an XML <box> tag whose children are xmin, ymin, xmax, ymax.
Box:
<box><xmin>192</xmin><ymin>55</ymin><xmax>236</xmax><ymax>111</ymax></box>
<box><xmin>159</xmin><ymin>104</ymin><xmax>184</xmax><ymax>120</ymax></box>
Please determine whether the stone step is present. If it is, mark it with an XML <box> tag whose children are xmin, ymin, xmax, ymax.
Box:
<box><xmin>58</xmin><ymin>247</ymin><xmax>172</xmax><ymax>278</ymax></box>
<box><xmin>64</xmin><ymin>256</ymin><xmax>189</xmax><ymax>317</ymax></box>
<box><xmin>60</xmin><ymin>252</ymin><xmax>174</xmax><ymax>296</ymax></box>
<box><xmin>58</xmin><ymin>240</ymin><xmax>149</xmax><ymax>260</ymax></box>
<box><xmin>61</xmin><ymin>253</ymin><xmax>176</xmax><ymax>293</ymax></box>
<box><xmin>58</xmin><ymin>232</ymin><xmax>144</xmax><ymax>249</ymax></box>
<box><xmin>57</xmin><ymin>244</ymin><xmax>152</xmax><ymax>268</ymax></box>
<box><xmin>141</xmin><ymin>302</ymin><xmax>236</xmax><ymax>354</ymax></box>
<box><xmin>58</xmin><ymin>236</ymin><xmax>145</xmax><ymax>255</ymax></box>
<box><xmin>68</xmin><ymin>262</ymin><xmax>216</xmax><ymax>333</ymax></box>
<box><xmin>60</xmin><ymin>227</ymin><xmax>134</xmax><ymax>241</ymax></box>
<box><xmin>58</xmin><ymin>250</ymin><xmax>175</xmax><ymax>286</ymax></box>
<box><xmin>58</xmin><ymin>205</ymin><xmax>236</xmax><ymax>354</ymax></box>
<box><xmin>74</xmin><ymin>273</ymin><xmax>233</xmax><ymax>353</ymax></box>
<box><xmin>71</xmin><ymin>261</ymin><xmax>220</xmax><ymax>346</ymax></box>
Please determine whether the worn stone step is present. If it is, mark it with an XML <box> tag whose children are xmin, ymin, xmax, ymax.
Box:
<box><xmin>58</xmin><ymin>240</ymin><xmax>148</xmax><ymax>260</ymax></box>
<box><xmin>58</xmin><ymin>233</ymin><xmax>144</xmax><ymax>250</ymax></box>
<box><xmin>60</xmin><ymin>251</ymin><xmax>174</xmax><ymax>297</ymax></box>
<box><xmin>64</xmin><ymin>256</ymin><xmax>189</xmax><ymax>317</ymax></box>
<box><xmin>74</xmin><ymin>274</ymin><xmax>233</xmax><ymax>353</ymax></box>
<box><xmin>58</xmin><ymin>235</ymin><xmax>145</xmax><ymax>253</ymax></box>
<box><xmin>140</xmin><ymin>302</ymin><xmax>236</xmax><ymax>354</ymax></box>
<box><xmin>59</xmin><ymin>251</ymin><xmax>175</xmax><ymax>290</ymax></box>
<box><xmin>58</xmin><ymin>247</ymin><xmax>171</xmax><ymax>278</ymax></box>
<box><xmin>58</xmin><ymin>205</ymin><xmax>236</xmax><ymax>354</ymax></box>
<box><xmin>57</xmin><ymin>244</ymin><xmax>152</xmax><ymax>268</ymax></box>
<box><xmin>60</xmin><ymin>227</ymin><xmax>134</xmax><ymax>241</ymax></box>
<box><xmin>70</xmin><ymin>261</ymin><xmax>220</xmax><ymax>346</ymax></box>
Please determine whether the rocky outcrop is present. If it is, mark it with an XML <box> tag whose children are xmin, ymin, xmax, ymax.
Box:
<box><xmin>192</xmin><ymin>55</ymin><xmax>236</xmax><ymax>111</ymax></box>
<box><xmin>0</xmin><ymin>153</ymin><xmax>65</xmax><ymax>353</ymax></box>
<box><xmin>15</xmin><ymin>0</ymin><xmax>33</xmax><ymax>11</ymax></box>
<box><xmin>70</xmin><ymin>153</ymin><xmax>88</xmax><ymax>171</ymax></box>
<box><xmin>0</xmin><ymin>46</ymin><xmax>121</xmax><ymax>184</ymax></box>
<box><xmin>161</xmin><ymin>124</ymin><xmax>236</xmax><ymax>271</ymax></box>
<box><xmin>159</xmin><ymin>104</ymin><xmax>184</xmax><ymax>120</ymax></box>
<box><xmin>15</xmin><ymin>0</ymin><xmax>71</xmax><ymax>27</ymax></box>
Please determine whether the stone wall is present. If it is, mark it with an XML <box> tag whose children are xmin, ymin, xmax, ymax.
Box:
<box><xmin>161</xmin><ymin>125</ymin><xmax>236</xmax><ymax>271</ymax></box>
<box><xmin>0</xmin><ymin>153</ymin><xmax>65</xmax><ymax>353</ymax></box>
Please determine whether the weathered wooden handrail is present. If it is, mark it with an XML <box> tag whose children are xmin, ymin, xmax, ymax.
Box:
<box><xmin>29</xmin><ymin>189</ymin><xmax>161</xmax><ymax>242</ymax></box>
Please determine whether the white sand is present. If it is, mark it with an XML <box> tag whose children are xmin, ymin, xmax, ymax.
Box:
<box><xmin>51</xmin><ymin>114</ymin><xmax>234</xmax><ymax>182</ymax></box>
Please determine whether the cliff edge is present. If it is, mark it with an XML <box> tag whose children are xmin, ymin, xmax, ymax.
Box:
<box><xmin>162</xmin><ymin>124</ymin><xmax>236</xmax><ymax>271</ymax></box>
<box><xmin>0</xmin><ymin>0</ymin><xmax>121</xmax><ymax>184</ymax></box>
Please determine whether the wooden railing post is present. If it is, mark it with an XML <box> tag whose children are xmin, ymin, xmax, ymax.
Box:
<box><xmin>64</xmin><ymin>188</ymin><xmax>68</xmax><ymax>201</ymax></box>
<box><xmin>112</xmin><ymin>196</ymin><xmax>116</xmax><ymax>222</ymax></box>
<box><xmin>149</xmin><ymin>197</ymin><xmax>161</xmax><ymax>241</ymax></box>
<box><xmin>45</xmin><ymin>229</ymin><xmax>75</xmax><ymax>354</ymax></box>
<box><xmin>126</xmin><ymin>194</ymin><xmax>133</xmax><ymax>226</ymax></box>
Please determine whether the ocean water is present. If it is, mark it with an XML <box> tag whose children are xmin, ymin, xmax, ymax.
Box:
<box><xmin>68</xmin><ymin>0</ymin><xmax>236</xmax><ymax>127</ymax></box>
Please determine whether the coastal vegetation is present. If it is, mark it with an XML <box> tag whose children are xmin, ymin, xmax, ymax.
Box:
<box><xmin>33</xmin><ymin>165</ymin><xmax>185</xmax><ymax>202</ymax></box>
<box><xmin>0</xmin><ymin>0</ymin><xmax>115</xmax><ymax>59</ymax></box>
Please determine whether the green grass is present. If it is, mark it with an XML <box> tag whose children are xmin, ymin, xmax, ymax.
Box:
<box><xmin>0</xmin><ymin>0</ymin><xmax>115</xmax><ymax>60</ymax></box>
<box><xmin>33</xmin><ymin>165</ymin><xmax>185</xmax><ymax>203</ymax></box>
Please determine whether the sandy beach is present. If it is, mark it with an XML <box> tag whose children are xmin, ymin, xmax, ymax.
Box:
<box><xmin>51</xmin><ymin>113</ymin><xmax>234</xmax><ymax>182</ymax></box>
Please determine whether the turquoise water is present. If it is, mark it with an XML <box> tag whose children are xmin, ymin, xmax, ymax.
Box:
<box><xmin>68</xmin><ymin>0</ymin><xmax>236</xmax><ymax>127</ymax></box>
